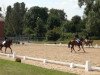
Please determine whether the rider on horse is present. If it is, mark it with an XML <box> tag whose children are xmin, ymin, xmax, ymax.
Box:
<box><xmin>73</xmin><ymin>33</ymin><xmax>80</xmax><ymax>43</ymax></box>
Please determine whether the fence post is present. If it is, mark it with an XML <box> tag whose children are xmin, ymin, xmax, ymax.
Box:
<box><xmin>13</xmin><ymin>52</ymin><xmax>16</xmax><ymax>58</ymax></box>
<box><xmin>85</xmin><ymin>61</ymin><xmax>91</xmax><ymax>71</ymax></box>
<box><xmin>7</xmin><ymin>54</ymin><xmax>10</xmax><ymax>57</ymax></box>
<box><xmin>95</xmin><ymin>44</ymin><xmax>98</xmax><ymax>48</ymax></box>
<box><xmin>23</xmin><ymin>56</ymin><xmax>26</xmax><ymax>60</ymax></box>
<box><xmin>43</xmin><ymin>59</ymin><xmax>47</xmax><ymax>64</ymax></box>
<box><xmin>70</xmin><ymin>63</ymin><xmax>74</xmax><ymax>68</ymax></box>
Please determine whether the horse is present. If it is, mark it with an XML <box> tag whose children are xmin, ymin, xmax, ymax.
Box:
<box><xmin>0</xmin><ymin>39</ymin><xmax>13</xmax><ymax>53</ymax></box>
<box><xmin>68</xmin><ymin>40</ymin><xmax>86</xmax><ymax>53</ymax></box>
<box><xmin>80</xmin><ymin>38</ymin><xmax>94</xmax><ymax>48</ymax></box>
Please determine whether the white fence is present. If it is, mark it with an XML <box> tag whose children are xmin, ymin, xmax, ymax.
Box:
<box><xmin>44</xmin><ymin>43</ymin><xmax>100</xmax><ymax>48</ymax></box>
<box><xmin>0</xmin><ymin>52</ymin><xmax>100</xmax><ymax>72</ymax></box>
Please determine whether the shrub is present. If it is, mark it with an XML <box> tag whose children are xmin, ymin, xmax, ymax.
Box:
<box><xmin>46</xmin><ymin>28</ymin><xmax>61</xmax><ymax>41</ymax></box>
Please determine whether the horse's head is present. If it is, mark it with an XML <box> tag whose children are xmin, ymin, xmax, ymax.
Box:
<box><xmin>80</xmin><ymin>37</ymin><xmax>84</xmax><ymax>42</ymax></box>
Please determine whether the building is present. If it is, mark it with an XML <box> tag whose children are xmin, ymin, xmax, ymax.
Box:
<box><xmin>0</xmin><ymin>17</ymin><xmax>4</xmax><ymax>40</ymax></box>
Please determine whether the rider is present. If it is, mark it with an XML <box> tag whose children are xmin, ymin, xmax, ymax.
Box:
<box><xmin>74</xmin><ymin>33</ymin><xmax>80</xmax><ymax>43</ymax></box>
<box><xmin>2</xmin><ymin>37</ymin><xmax>8</xmax><ymax>45</ymax></box>
<box><xmin>85</xmin><ymin>35</ymin><xmax>89</xmax><ymax>42</ymax></box>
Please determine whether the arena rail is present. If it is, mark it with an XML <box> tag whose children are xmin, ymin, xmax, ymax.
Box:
<box><xmin>44</xmin><ymin>43</ymin><xmax>100</xmax><ymax>48</ymax></box>
<box><xmin>0</xmin><ymin>52</ymin><xmax>100</xmax><ymax>72</ymax></box>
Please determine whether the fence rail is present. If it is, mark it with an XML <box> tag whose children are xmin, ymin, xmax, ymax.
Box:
<box><xmin>0</xmin><ymin>52</ymin><xmax>100</xmax><ymax>72</ymax></box>
<box><xmin>44</xmin><ymin>43</ymin><xmax>100</xmax><ymax>48</ymax></box>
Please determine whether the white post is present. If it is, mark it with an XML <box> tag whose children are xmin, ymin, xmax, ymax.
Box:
<box><xmin>43</xmin><ymin>59</ymin><xmax>47</xmax><ymax>64</ymax></box>
<box><xmin>23</xmin><ymin>56</ymin><xmax>26</xmax><ymax>60</ymax></box>
<box><xmin>95</xmin><ymin>44</ymin><xmax>98</xmax><ymax>48</ymax></box>
<box><xmin>70</xmin><ymin>63</ymin><xmax>74</xmax><ymax>68</ymax></box>
<box><xmin>85</xmin><ymin>61</ymin><xmax>91</xmax><ymax>71</ymax></box>
<box><xmin>7</xmin><ymin>54</ymin><xmax>10</xmax><ymax>57</ymax></box>
<box><xmin>13</xmin><ymin>52</ymin><xmax>16</xmax><ymax>58</ymax></box>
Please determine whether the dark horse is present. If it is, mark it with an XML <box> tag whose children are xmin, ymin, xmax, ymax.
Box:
<box><xmin>68</xmin><ymin>40</ymin><xmax>86</xmax><ymax>53</ymax></box>
<box><xmin>0</xmin><ymin>39</ymin><xmax>13</xmax><ymax>53</ymax></box>
<box><xmin>83</xmin><ymin>39</ymin><xmax>94</xmax><ymax>47</ymax></box>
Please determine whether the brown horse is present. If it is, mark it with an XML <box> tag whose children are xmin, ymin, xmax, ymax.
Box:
<box><xmin>0</xmin><ymin>39</ymin><xmax>13</xmax><ymax>53</ymax></box>
<box><xmin>83</xmin><ymin>39</ymin><xmax>94</xmax><ymax>47</ymax></box>
<box><xmin>68</xmin><ymin>40</ymin><xmax>86</xmax><ymax>53</ymax></box>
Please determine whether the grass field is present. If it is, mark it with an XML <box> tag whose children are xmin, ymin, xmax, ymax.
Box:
<box><xmin>0</xmin><ymin>58</ymin><xmax>77</xmax><ymax>75</ymax></box>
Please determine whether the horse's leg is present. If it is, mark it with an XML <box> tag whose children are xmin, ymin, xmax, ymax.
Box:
<box><xmin>70</xmin><ymin>45</ymin><xmax>73</xmax><ymax>53</ymax></box>
<box><xmin>81</xmin><ymin>45</ymin><xmax>86</xmax><ymax>53</ymax></box>
<box><xmin>88</xmin><ymin>43</ymin><xmax>90</xmax><ymax>47</ymax></box>
<box><xmin>78</xmin><ymin>45</ymin><xmax>81</xmax><ymax>51</ymax></box>
<box><xmin>73</xmin><ymin>47</ymin><xmax>76</xmax><ymax>53</ymax></box>
<box><xmin>71</xmin><ymin>47</ymin><xmax>73</xmax><ymax>53</ymax></box>
<box><xmin>71</xmin><ymin>46</ymin><xmax>76</xmax><ymax>53</ymax></box>
<box><xmin>71</xmin><ymin>45</ymin><xmax>73</xmax><ymax>52</ymax></box>
<box><xmin>71</xmin><ymin>46</ymin><xmax>74</xmax><ymax>53</ymax></box>
<box><xmin>9</xmin><ymin>46</ymin><xmax>13</xmax><ymax>53</ymax></box>
<box><xmin>91</xmin><ymin>43</ymin><xmax>94</xmax><ymax>48</ymax></box>
<box><xmin>0</xmin><ymin>46</ymin><xmax>3</xmax><ymax>53</ymax></box>
<box><xmin>5</xmin><ymin>47</ymin><xmax>7</xmax><ymax>53</ymax></box>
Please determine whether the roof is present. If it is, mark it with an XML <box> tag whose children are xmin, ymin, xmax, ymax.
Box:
<box><xmin>0</xmin><ymin>17</ymin><xmax>4</xmax><ymax>22</ymax></box>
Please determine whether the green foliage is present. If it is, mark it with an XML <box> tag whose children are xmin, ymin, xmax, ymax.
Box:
<box><xmin>49</xmin><ymin>9</ymin><xmax>66</xmax><ymax>21</ymax></box>
<box><xmin>23</xmin><ymin>27</ymin><xmax>34</xmax><ymax>36</ymax></box>
<box><xmin>47</xmin><ymin>9</ymin><xmax>66</xmax><ymax>30</ymax></box>
<box><xmin>71</xmin><ymin>15</ymin><xmax>82</xmax><ymax>32</ymax></box>
<box><xmin>4</xmin><ymin>1</ymin><xmax>100</xmax><ymax>40</ymax></box>
<box><xmin>24</xmin><ymin>6</ymin><xmax>48</xmax><ymax>29</ymax></box>
<box><xmin>5</xmin><ymin>6</ymin><xmax>14</xmax><ymax>36</ymax></box>
<box><xmin>5</xmin><ymin>2</ymin><xmax>26</xmax><ymax>36</ymax></box>
<box><xmin>78</xmin><ymin>0</ymin><xmax>100</xmax><ymax>38</ymax></box>
<box><xmin>47</xmin><ymin>15</ymin><xmax>61</xmax><ymax>30</ymax></box>
<box><xmin>61</xmin><ymin>21</ymin><xmax>71</xmax><ymax>33</ymax></box>
<box><xmin>60</xmin><ymin>32</ymin><xmax>73</xmax><ymax>41</ymax></box>
<box><xmin>35</xmin><ymin>18</ymin><xmax>47</xmax><ymax>38</ymax></box>
<box><xmin>46</xmin><ymin>27</ymin><xmax>61</xmax><ymax>41</ymax></box>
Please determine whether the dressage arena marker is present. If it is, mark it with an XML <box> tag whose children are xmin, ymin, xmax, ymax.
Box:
<box><xmin>0</xmin><ymin>52</ymin><xmax>100</xmax><ymax>72</ymax></box>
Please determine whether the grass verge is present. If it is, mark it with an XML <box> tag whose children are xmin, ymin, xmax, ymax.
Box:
<box><xmin>0</xmin><ymin>58</ymin><xmax>77</xmax><ymax>75</ymax></box>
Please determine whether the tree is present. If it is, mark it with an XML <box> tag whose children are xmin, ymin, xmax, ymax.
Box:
<box><xmin>5</xmin><ymin>2</ymin><xmax>26</xmax><ymax>36</ymax></box>
<box><xmin>23</xmin><ymin>27</ymin><xmax>34</xmax><ymax>36</ymax></box>
<box><xmin>46</xmin><ymin>27</ymin><xmax>61</xmax><ymax>41</ymax></box>
<box><xmin>34</xmin><ymin>17</ymin><xmax>47</xmax><ymax>39</ymax></box>
<box><xmin>0</xmin><ymin>7</ymin><xmax>4</xmax><ymax>18</ymax></box>
<box><xmin>78</xmin><ymin>0</ymin><xmax>100</xmax><ymax>37</ymax></box>
<box><xmin>47</xmin><ymin>15</ymin><xmax>61</xmax><ymax>30</ymax></box>
<box><xmin>23</xmin><ymin>6</ymin><xmax>48</xmax><ymax>31</ymax></box>
<box><xmin>86</xmin><ymin>9</ymin><xmax>100</xmax><ymax>36</ymax></box>
<box><xmin>5</xmin><ymin>6</ymin><xmax>14</xmax><ymax>36</ymax></box>
<box><xmin>61</xmin><ymin>21</ymin><xmax>72</xmax><ymax>32</ymax></box>
<box><xmin>49</xmin><ymin>9</ymin><xmax>66</xmax><ymax>21</ymax></box>
<box><xmin>71</xmin><ymin>15</ymin><xmax>82</xmax><ymax>32</ymax></box>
